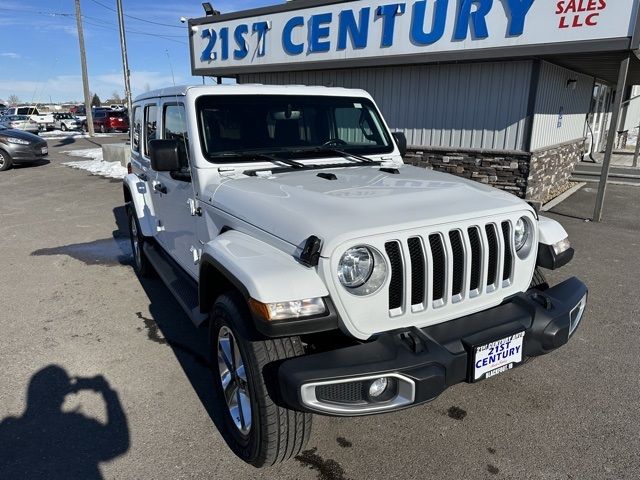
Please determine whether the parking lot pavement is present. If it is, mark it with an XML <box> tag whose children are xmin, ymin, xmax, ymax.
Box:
<box><xmin>1</xmin><ymin>140</ymin><xmax>638</xmax><ymax>480</ymax></box>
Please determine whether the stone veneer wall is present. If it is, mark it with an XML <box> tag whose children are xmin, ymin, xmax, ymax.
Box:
<box><xmin>525</xmin><ymin>138</ymin><xmax>585</xmax><ymax>208</ymax></box>
<box><xmin>404</xmin><ymin>148</ymin><xmax>531</xmax><ymax>198</ymax></box>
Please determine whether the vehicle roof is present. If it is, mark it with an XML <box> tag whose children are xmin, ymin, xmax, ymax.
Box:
<box><xmin>133</xmin><ymin>84</ymin><xmax>373</xmax><ymax>103</ymax></box>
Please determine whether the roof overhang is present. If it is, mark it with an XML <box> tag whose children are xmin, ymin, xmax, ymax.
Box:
<box><xmin>189</xmin><ymin>0</ymin><xmax>640</xmax><ymax>83</ymax></box>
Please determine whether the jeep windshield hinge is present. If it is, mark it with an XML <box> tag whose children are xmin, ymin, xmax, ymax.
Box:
<box><xmin>299</xmin><ymin>235</ymin><xmax>322</xmax><ymax>267</ymax></box>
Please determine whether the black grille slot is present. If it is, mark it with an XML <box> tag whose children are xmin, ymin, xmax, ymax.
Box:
<box><xmin>316</xmin><ymin>381</ymin><xmax>366</xmax><ymax>404</ymax></box>
<box><xmin>385</xmin><ymin>242</ymin><xmax>404</xmax><ymax>310</ymax></box>
<box><xmin>429</xmin><ymin>234</ymin><xmax>446</xmax><ymax>301</ymax></box>
<box><xmin>485</xmin><ymin>224</ymin><xmax>499</xmax><ymax>287</ymax></box>
<box><xmin>449</xmin><ymin>231</ymin><xmax>464</xmax><ymax>297</ymax></box>
<box><xmin>468</xmin><ymin>227</ymin><xmax>482</xmax><ymax>292</ymax></box>
<box><xmin>501</xmin><ymin>222</ymin><xmax>513</xmax><ymax>281</ymax></box>
<box><xmin>407</xmin><ymin>237</ymin><xmax>425</xmax><ymax>305</ymax></box>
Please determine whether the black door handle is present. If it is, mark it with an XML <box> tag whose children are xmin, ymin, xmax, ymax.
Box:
<box><xmin>154</xmin><ymin>183</ymin><xmax>167</xmax><ymax>194</ymax></box>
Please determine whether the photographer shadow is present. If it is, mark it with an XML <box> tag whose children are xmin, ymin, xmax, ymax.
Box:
<box><xmin>0</xmin><ymin>365</ymin><xmax>129</xmax><ymax>480</ymax></box>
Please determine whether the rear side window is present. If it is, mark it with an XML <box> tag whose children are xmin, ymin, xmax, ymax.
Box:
<box><xmin>132</xmin><ymin>106</ymin><xmax>142</xmax><ymax>152</ymax></box>
<box><xmin>163</xmin><ymin>104</ymin><xmax>189</xmax><ymax>169</ymax></box>
<box><xmin>144</xmin><ymin>105</ymin><xmax>157</xmax><ymax>158</ymax></box>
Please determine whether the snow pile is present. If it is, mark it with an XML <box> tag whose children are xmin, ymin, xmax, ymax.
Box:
<box><xmin>40</xmin><ymin>130</ymin><xmax>113</xmax><ymax>139</ymax></box>
<box><xmin>63</xmin><ymin>148</ymin><xmax>127</xmax><ymax>179</ymax></box>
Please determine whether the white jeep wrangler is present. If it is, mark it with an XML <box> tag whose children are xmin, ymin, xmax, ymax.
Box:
<box><xmin>123</xmin><ymin>84</ymin><xmax>587</xmax><ymax>467</ymax></box>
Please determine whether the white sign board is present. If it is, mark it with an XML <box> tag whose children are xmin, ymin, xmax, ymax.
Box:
<box><xmin>190</xmin><ymin>0</ymin><xmax>639</xmax><ymax>75</ymax></box>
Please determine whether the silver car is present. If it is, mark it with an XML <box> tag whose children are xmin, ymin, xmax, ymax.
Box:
<box><xmin>0</xmin><ymin>125</ymin><xmax>48</xmax><ymax>171</ymax></box>
<box><xmin>0</xmin><ymin>115</ymin><xmax>40</xmax><ymax>134</ymax></box>
<box><xmin>53</xmin><ymin>112</ymin><xmax>81</xmax><ymax>131</ymax></box>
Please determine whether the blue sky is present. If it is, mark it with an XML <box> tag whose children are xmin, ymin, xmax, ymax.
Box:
<box><xmin>0</xmin><ymin>0</ymin><xmax>275</xmax><ymax>103</ymax></box>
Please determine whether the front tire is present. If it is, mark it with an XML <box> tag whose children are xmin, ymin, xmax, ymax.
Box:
<box><xmin>210</xmin><ymin>292</ymin><xmax>312</xmax><ymax>467</ymax></box>
<box><xmin>0</xmin><ymin>149</ymin><xmax>12</xmax><ymax>171</ymax></box>
<box><xmin>100</xmin><ymin>124</ymin><xmax>107</xmax><ymax>133</ymax></box>
<box><xmin>61</xmin><ymin>123</ymin><xmax>67</xmax><ymax>131</ymax></box>
<box><xmin>127</xmin><ymin>205</ymin><xmax>155</xmax><ymax>277</ymax></box>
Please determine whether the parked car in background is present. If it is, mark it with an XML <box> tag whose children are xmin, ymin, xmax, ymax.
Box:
<box><xmin>70</xmin><ymin>105</ymin><xmax>86</xmax><ymax>116</ymax></box>
<box><xmin>3</xmin><ymin>106</ymin><xmax>54</xmax><ymax>130</ymax></box>
<box><xmin>0</xmin><ymin>115</ymin><xmax>40</xmax><ymax>134</ymax></box>
<box><xmin>53</xmin><ymin>113</ymin><xmax>80</xmax><ymax>131</ymax></box>
<box><xmin>90</xmin><ymin>110</ymin><xmax>129</xmax><ymax>133</ymax></box>
<box><xmin>110</xmin><ymin>104</ymin><xmax>125</xmax><ymax>111</ymax></box>
<box><xmin>0</xmin><ymin>124</ymin><xmax>48</xmax><ymax>171</ymax></box>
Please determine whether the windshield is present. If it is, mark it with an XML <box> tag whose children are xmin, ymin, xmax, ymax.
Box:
<box><xmin>196</xmin><ymin>95</ymin><xmax>393</xmax><ymax>162</ymax></box>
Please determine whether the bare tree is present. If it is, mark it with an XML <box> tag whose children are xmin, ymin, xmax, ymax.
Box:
<box><xmin>111</xmin><ymin>91</ymin><xmax>122</xmax><ymax>103</ymax></box>
<box><xmin>7</xmin><ymin>94</ymin><xmax>20</xmax><ymax>105</ymax></box>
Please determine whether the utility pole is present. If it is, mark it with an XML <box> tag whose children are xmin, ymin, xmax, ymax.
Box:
<box><xmin>116</xmin><ymin>0</ymin><xmax>133</xmax><ymax>115</ymax></box>
<box><xmin>75</xmin><ymin>0</ymin><xmax>94</xmax><ymax>136</ymax></box>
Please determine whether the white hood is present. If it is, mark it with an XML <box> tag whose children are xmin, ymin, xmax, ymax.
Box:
<box><xmin>208</xmin><ymin>164</ymin><xmax>531</xmax><ymax>256</ymax></box>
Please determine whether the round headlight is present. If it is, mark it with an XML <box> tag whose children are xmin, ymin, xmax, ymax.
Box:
<box><xmin>338</xmin><ymin>246</ymin><xmax>373</xmax><ymax>288</ymax></box>
<box><xmin>514</xmin><ymin>217</ymin><xmax>530</xmax><ymax>251</ymax></box>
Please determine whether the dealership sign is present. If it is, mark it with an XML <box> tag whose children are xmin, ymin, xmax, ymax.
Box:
<box><xmin>190</xmin><ymin>0</ymin><xmax>638</xmax><ymax>74</ymax></box>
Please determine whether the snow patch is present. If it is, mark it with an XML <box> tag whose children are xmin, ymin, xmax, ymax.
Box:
<box><xmin>40</xmin><ymin>130</ymin><xmax>113</xmax><ymax>139</ymax></box>
<box><xmin>63</xmin><ymin>148</ymin><xmax>127</xmax><ymax>179</ymax></box>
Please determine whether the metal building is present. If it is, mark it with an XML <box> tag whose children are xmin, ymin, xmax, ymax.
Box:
<box><xmin>189</xmin><ymin>0</ymin><xmax>640</xmax><ymax>216</ymax></box>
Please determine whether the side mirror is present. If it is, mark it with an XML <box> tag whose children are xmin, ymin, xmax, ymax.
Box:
<box><xmin>392</xmin><ymin>132</ymin><xmax>407</xmax><ymax>157</ymax></box>
<box><xmin>149</xmin><ymin>139</ymin><xmax>181</xmax><ymax>172</ymax></box>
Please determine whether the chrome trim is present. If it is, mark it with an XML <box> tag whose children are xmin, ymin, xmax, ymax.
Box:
<box><xmin>300</xmin><ymin>373</ymin><xmax>415</xmax><ymax>416</ymax></box>
<box><xmin>569</xmin><ymin>294</ymin><xmax>587</xmax><ymax>336</ymax></box>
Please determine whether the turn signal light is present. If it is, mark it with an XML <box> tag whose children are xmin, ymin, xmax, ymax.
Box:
<box><xmin>249</xmin><ymin>297</ymin><xmax>325</xmax><ymax>321</ymax></box>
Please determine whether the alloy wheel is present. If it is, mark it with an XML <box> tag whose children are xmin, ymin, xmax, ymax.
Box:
<box><xmin>130</xmin><ymin>215</ymin><xmax>142</xmax><ymax>270</ymax></box>
<box><xmin>217</xmin><ymin>326</ymin><xmax>252</xmax><ymax>435</ymax></box>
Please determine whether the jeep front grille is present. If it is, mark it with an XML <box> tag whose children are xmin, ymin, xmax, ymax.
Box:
<box><xmin>384</xmin><ymin>221</ymin><xmax>516</xmax><ymax>314</ymax></box>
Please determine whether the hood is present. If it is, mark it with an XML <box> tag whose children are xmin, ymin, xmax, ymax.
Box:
<box><xmin>208</xmin><ymin>163</ymin><xmax>531</xmax><ymax>255</ymax></box>
<box><xmin>0</xmin><ymin>128</ymin><xmax>44</xmax><ymax>143</ymax></box>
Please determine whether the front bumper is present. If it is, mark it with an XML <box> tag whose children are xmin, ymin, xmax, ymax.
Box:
<box><xmin>278</xmin><ymin>277</ymin><xmax>588</xmax><ymax>416</ymax></box>
<box><xmin>9</xmin><ymin>142</ymin><xmax>48</xmax><ymax>163</ymax></box>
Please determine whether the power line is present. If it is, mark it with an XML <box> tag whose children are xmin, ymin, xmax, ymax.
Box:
<box><xmin>88</xmin><ymin>0</ymin><xmax>185</xmax><ymax>29</ymax></box>
<box><xmin>81</xmin><ymin>18</ymin><xmax>187</xmax><ymax>45</ymax></box>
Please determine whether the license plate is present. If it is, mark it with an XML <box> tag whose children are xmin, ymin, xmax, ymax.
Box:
<box><xmin>41</xmin><ymin>147</ymin><xmax>48</xmax><ymax>155</ymax></box>
<box><xmin>472</xmin><ymin>331</ymin><xmax>524</xmax><ymax>382</ymax></box>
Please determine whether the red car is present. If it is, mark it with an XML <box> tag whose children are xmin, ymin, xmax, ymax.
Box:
<box><xmin>91</xmin><ymin>111</ymin><xmax>129</xmax><ymax>133</ymax></box>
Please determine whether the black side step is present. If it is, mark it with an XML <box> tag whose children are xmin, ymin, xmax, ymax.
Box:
<box><xmin>143</xmin><ymin>242</ymin><xmax>208</xmax><ymax>327</ymax></box>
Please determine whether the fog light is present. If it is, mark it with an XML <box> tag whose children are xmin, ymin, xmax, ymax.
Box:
<box><xmin>368</xmin><ymin>377</ymin><xmax>388</xmax><ymax>398</ymax></box>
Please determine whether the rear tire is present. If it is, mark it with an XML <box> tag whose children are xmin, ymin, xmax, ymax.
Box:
<box><xmin>210</xmin><ymin>291</ymin><xmax>312</xmax><ymax>467</ymax></box>
<box><xmin>127</xmin><ymin>205</ymin><xmax>155</xmax><ymax>277</ymax></box>
<box><xmin>0</xmin><ymin>149</ymin><xmax>12</xmax><ymax>171</ymax></box>
<box><xmin>100</xmin><ymin>124</ymin><xmax>107</xmax><ymax>133</ymax></box>
<box><xmin>61</xmin><ymin>124</ymin><xmax>67</xmax><ymax>131</ymax></box>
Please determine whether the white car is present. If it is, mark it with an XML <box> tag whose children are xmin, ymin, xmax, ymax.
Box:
<box><xmin>3</xmin><ymin>106</ymin><xmax>54</xmax><ymax>130</ymax></box>
<box><xmin>53</xmin><ymin>113</ymin><xmax>81</xmax><ymax>131</ymax></box>
<box><xmin>0</xmin><ymin>115</ymin><xmax>40</xmax><ymax>134</ymax></box>
<box><xmin>123</xmin><ymin>85</ymin><xmax>587</xmax><ymax>467</ymax></box>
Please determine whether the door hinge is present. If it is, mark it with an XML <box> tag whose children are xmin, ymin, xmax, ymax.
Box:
<box><xmin>187</xmin><ymin>198</ymin><xmax>202</xmax><ymax>216</ymax></box>
<box><xmin>190</xmin><ymin>245</ymin><xmax>202</xmax><ymax>265</ymax></box>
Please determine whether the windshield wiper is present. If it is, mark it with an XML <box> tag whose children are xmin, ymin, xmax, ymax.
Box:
<box><xmin>290</xmin><ymin>146</ymin><xmax>374</xmax><ymax>164</ymax></box>
<box><xmin>212</xmin><ymin>151</ymin><xmax>305</xmax><ymax>169</ymax></box>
